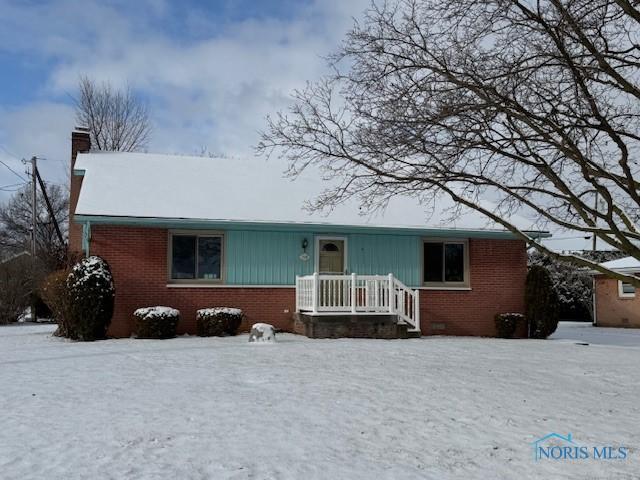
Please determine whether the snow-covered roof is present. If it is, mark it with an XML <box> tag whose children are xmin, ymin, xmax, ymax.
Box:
<box><xmin>598</xmin><ymin>256</ymin><xmax>640</xmax><ymax>274</ymax></box>
<box><xmin>74</xmin><ymin>151</ymin><xmax>548</xmax><ymax>236</ymax></box>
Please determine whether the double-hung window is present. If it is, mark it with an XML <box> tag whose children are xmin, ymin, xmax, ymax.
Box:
<box><xmin>422</xmin><ymin>239</ymin><xmax>469</xmax><ymax>287</ymax></box>
<box><xmin>169</xmin><ymin>232</ymin><xmax>223</xmax><ymax>283</ymax></box>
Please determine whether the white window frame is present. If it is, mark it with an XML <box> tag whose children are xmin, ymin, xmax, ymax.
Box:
<box><xmin>168</xmin><ymin>230</ymin><xmax>225</xmax><ymax>284</ymax></box>
<box><xmin>618</xmin><ymin>279</ymin><xmax>636</xmax><ymax>299</ymax></box>
<box><xmin>421</xmin><ymin>238</ymin><xmax>470</xmax><ymax>288</ymax></box>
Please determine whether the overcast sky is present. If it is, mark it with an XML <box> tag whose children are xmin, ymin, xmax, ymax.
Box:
<box><xmin>0</xmin><ymin>0</ymin><xmax>596</xmax><ymax>251</ymax></box>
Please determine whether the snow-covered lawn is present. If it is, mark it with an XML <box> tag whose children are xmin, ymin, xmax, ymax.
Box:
<box><xmin>1</xmin><ymin>324</ymin><xmax>639</xmax><ymax>479</ymax></box>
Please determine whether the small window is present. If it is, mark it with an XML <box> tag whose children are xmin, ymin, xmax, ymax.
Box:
<box><xmin>619</xmin><ymin>279</ymin><xmax>636</xmax><ymax>298</ymax></box>
<box><xmin>170</xmin><ymin>233</ymin><xmax>223</xmax><ymax>282</ymax></box>
<box><xmin>322</xmin><ymin>242</ymin><xmax>340</xmax><ymax>252</ymax></box>
<box><xmin>423</xmin><ymin>240</ymin><xmax>468</xmax><ymax>287</ymax></box>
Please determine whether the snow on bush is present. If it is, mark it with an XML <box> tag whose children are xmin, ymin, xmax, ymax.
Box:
<box><xmin>64</xmin><ymin>256</ymin><xmax>115</xmax><ymax>341</ymax></box>
<box><xmin>528</xmin><ymin>250</ymin><xmax>627</xmax><ymax>320</ymax></box>
<box><xmin>196</xmin><ymin>307</ymin><xmax>243</xmax><ymax>337</ymax></box>
<box><xmin>248</xmin><ymin>323</ymin><xmax>276</xmax><ymax>343</ymax></box>
<box><xmin>494</xmin><ymin>313</ymin><xmax>524</xmax><ymax>338</ymax></box>
<box><xmin>133</xmin><ymin>306</ymin><xmax>180</xmax><ymax>339</ymax></box>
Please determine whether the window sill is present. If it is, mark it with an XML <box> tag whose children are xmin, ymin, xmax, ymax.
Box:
<box><xmin>618</xmin><ymin>295</ymin><xmax>636</xmax><ymax>300</ymax></box>
<box><xmin>419</xmin><ymin>286</ymin><xmax>472</xmax><ymax>291</ymax></box>
<box><xmin>166</xmin><ymin>284</ymin><xmax>294</xmax><ymax>289</ymax></box>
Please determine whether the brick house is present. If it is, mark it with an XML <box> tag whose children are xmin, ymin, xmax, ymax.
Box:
<box><xmin>68</xmin><ymin>129</ymin><xmax>549</xmax><ymax>338</ymax></box>
<box><xmin>593</xmin><ymin>256</ymin><xmax>640</xmax><ymax>328</ymax></box>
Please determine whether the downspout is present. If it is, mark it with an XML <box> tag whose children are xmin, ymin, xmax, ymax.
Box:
<box><xmin>82</xmin><ymin>221</ymin><xmax>91</xmax><ymax>258</ymax></box>
<box><xmin>592</xmin><ymin>276</ymin><xmax>597</xmax><ymax>326</ymax></box>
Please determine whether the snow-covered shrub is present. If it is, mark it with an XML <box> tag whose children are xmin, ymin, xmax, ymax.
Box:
<box><xmin>134</xmin><ymin>306</ymin><xmax>180</xmax><ymax>339</ymax></box>
<box><xmin>196</xmin><ymin>307</ymin><xmax>243</xmax><ymax>337</ymax></box>
<box><xmin>248</xmin><ymin>323</ymin><xmax>276</xmax><ymax>343</ymax></box>
<box><xmin>525</xmin><ymin>266</ymin><xmax>560</xmax><ymax>339</ymax></box>
<box><xmin>528</xmin><ymin>250</ymin><xmax>626</xmax><ymax>320</ymax></box>
<box><xmin>40</xmin><ymin>269</ymin><xmax>73</xmax><ymax>337</ymax></box>
<box><xmin>66</xmin><ymin>256</ymin><xmax>115</xmax><ymax>341</ymax></box>
<box><xmin>494</xmin><ymin>313</ymin><xmax>524</xmax><ymax>339</ymax></box>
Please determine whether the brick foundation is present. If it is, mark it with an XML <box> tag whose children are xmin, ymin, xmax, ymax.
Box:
<box><xmin>87</xmin><ymin>226</ymin><xmax>527</xmax><ymax>338</ymax></box>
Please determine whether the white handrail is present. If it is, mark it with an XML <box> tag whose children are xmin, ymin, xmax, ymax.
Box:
<box><xmin>296</xmin><ymin>273</ymin><xmax>420</xmax><ymax>331</ymax></box>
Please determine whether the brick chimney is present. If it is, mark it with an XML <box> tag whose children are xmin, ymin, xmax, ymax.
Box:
<box><xmin>69</xmin><ymin>127</ymin><xmax>91</xmax><ymax>254</ymax></box>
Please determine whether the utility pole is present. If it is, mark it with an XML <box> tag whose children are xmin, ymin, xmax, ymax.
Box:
<box><xmin>592</xmin><ymin>191</ymin><xmax>598</xmax><ymax>251</ymax></box>
<box><xmin>30</xmin><ymin>156</ymin><xmax>37</xmax><ymax>322</ymax></box>
<box><xmin>30</xmin><ymin>156</ymin><xmax>37</xmax><ymax>258</ymax></box>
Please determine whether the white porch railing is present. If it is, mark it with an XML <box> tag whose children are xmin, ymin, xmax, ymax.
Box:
<box><xmin>295</xmin><ymin>273</ymin><xmax>420</xmax><ymax>332</ymax></box>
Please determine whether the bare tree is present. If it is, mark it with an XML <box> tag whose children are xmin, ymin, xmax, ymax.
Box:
<box><xmin>75</xmin><ymin>76</ymin><xmax>151</xmax><ymax>151</ymax></box>
<box><xmin>0</xmin><ymin>253</ymin><xmax>33</xmax><ymax>324</ymax></box>
<box><xmin>0</xmin><ymin>183</ymin><xmax>68</xmax><ymax>270</ymax></box>
<box><xmin>259</xmin><ymin>0</ymin><xmax>640</xmax><ymax>284</ymax></box>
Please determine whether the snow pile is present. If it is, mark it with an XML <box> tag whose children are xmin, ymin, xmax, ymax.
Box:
<box><xmin>133</xmin><ymin>306</ymin><xmax>180</xmax><ymax>320</ymax></box>
<box><xmin>197</xmin><ymin>307</ymin><xmax>242</xmax><ymax>316</ymax></box>
<box><xmin>248</xmin><ymin>323</ymin><xmax>276</xmax><ymax>343</ymax></box>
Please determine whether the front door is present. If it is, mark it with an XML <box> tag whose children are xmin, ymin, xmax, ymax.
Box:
<box><xmin>317</xmin><ymin>238</ymin><xmax>346</xmax><ymax>274</ymax></box>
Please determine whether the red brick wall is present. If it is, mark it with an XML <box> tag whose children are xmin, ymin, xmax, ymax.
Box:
<box><xmin>90</xmin><ymin>226</ymin><xmax>296</xmax><ymax>337</ymax></box>
<box><xmin>90</xmin><ymin>226</ymin><xmax>527</xmax><ymax>338</ymax></box>
<box><xmin>594</xmin><ymin>275</ymin><xmax>640</xmax><ymax>327</ymax></box>
<box><xmin>419</xmin><ymin>239</ymin><xmax>528</xmax><ymax>337</ymax></box>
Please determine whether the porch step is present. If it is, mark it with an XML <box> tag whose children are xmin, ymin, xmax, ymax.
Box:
<box><xmin>294</xmin><ymin>313</ymin><xmax>418</xmax><ymax>339</ymax></box>
<box><xmin>396</xmin><ymin>323</ymin><xmax>422</xmax><ymax>339</ymax></box>
<box><xmin>406</xmin><ymin>329</ymin><xmax>422</xmax><ymax>339</ymax></box>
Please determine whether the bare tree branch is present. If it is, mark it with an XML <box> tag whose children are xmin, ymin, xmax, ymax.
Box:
<box><xmin>75</xmin><ymin>76</ymin><xmax>151</xmax><ymax>152</ymax></box>
<box><xmin>258</xmin><ymin>0</ymin><xmax>640</xmax><ymax>285</ymax></box>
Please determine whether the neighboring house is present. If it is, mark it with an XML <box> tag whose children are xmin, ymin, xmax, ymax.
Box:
<box><xmin>68</xmin><ymin>129</ymin><xmax>549</xmax><ymax>338</ymax></box>
<box><xmin>593</xmin><ymin>256</ymin><xmax>640</xmax><ymax>328</ymax></box>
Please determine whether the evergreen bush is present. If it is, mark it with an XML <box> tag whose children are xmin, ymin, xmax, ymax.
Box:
<box><xmin>134</xmin><ymin>306</ymin><xmax>180</xmax><ymax>339</ymax></box>
<box><xmin>65</xmin><ymin>256</ymin><xmax>115</xmax><ymax>341</ymax></box>
<box><xmin>196</xmin><ymin>308</ymin><xmax>243</xmax><ymax>337</ymax></box>
<box><xmin>494</xmin><ymin>313</ymin><xmax>524</xmax><ymax>338</ymax></box>
<box><xmin>525</xmin><ymin>265</ymin><xmax>560</xmax><ymax>339</ymax></box>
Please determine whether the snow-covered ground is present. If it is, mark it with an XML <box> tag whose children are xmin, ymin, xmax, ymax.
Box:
<box><xmin>1</xmin><ymin>324</ymin><xmax>638</xmax><ymax>479</ymax></box>
<box><xmin>551</xmin><ymin>321</ymin><xmax>640</xmax><ymax>347</ymax></box>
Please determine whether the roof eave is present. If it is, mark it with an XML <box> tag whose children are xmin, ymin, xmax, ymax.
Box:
<box><xmin>73</xmin><ymin>214</ymin><xmax>551</xmax><ymax>239</ymax></box>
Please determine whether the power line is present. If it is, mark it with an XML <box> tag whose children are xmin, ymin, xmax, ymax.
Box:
<box><xmin>0</xmin><ymin>144</ymin><xmax>20</xmax><ymax>160</ymax></box>
<box><xmin>0</xmin><ymin>158</ymin><xmax>28</xmax><ymax>182</ymax></box>
<box><xmin>0</xmin><ymin>182</ymin><xmax>27</xmax><ymax>192</ymax></box>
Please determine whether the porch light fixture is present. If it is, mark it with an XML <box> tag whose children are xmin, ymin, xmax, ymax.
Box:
<box><xmin>300</xmin><ymin>238</ymin><xmax>310</xmax><ymax>261</ymax></box>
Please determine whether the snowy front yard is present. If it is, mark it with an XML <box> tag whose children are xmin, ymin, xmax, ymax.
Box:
<box><xmin>1</xmin><ymin>324</ymin><xmax>638</xmax><ymax>479</ymax></box>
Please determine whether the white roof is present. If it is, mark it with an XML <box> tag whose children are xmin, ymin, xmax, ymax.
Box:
<box><xmin>599</xmin><ymin>256</ymin><xmax>640</xmax><ymax>274</ymax></box>
<box><xmin>74</xmin><ymin>151</ymin><xmax>543</xmax><ymax>234</ymax></box>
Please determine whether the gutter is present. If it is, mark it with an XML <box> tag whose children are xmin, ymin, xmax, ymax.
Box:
<box><xmin>73</xmin><ymin>214</ymin><xmax>552</xmax><ymax>240</ymax></box>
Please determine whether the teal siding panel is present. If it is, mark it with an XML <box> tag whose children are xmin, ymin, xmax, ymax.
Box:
<box><xmin>224</xmin><ymin>229</ymin><xmax>420</xmax><ymax>286</ymax></box>
<box><xmin>347</xmin><ymin>234</ymin><xmax>421</xmax><ymax>287</ymax></box>
<box><xmin>226</xmin><ymin>230</ymin><xmax>314</xmax><ymax>285</ymax></box>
